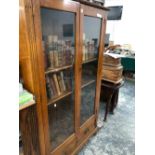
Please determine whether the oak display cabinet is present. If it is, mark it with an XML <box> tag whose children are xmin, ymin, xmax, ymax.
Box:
<box><xmin>19</xmin><ymin>0</ymin><xmax>108</xmax><ymax>154</ymax></box>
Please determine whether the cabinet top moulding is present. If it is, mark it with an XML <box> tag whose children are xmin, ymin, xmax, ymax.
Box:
<box><xmin>40</xmin><ymin>0</ymin><xmax>80</xmax><ymax>13</ymax></box>
<box><xmin>72</xmin><ymin>0</ymin><xmax>109</xmax><ymax>11</ymax></box>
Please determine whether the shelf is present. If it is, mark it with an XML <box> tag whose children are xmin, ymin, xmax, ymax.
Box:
<box><xmin>83</xmin><ymin>58</ymin><xmax>97</xmax><ymax>64</ymax></box>
<box><xmin>19</xmin><ymin>100</ymin><xmax>35</xmax><ymax>111</ymax></box>
<box><xmin>48</xmin><ymin>91</ymin><xmax>72</xmax><ymax>106</ymax></box>
<box><xmin>45</xmin><ymin>65</ymin><xmax>73</xmax><ymax>74</ymax></box>
<box><xmin>81</xmin><ymin>79</ymin><xmax>96</xmax><ymax>89</ymax></box>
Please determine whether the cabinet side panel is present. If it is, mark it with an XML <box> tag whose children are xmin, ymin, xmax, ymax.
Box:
<box><xmin>20</xmin><ymin>106</ymin><xmax>40</xmax><ymax>155</ymax></box>
<box><xmin>19</xmin><ymin>0</ymin><xmax>46</xmax><ymax>154</ymax></box>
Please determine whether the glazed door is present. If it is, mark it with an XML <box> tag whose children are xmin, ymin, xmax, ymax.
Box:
<box><xmin>32</xmin><ymin>0</ymin><xmax>80</xmax><ymax>153</ymax></box>
<box><xmin>79</xmin><ymin>5</ymin><xmax>105</xmax><ymax>126</ymax></box>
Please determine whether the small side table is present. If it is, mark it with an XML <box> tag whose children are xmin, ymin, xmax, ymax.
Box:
<box><xmin>101</xmin><ymin>80</ymin><xmax>124</xmax><ymax>121</ymax></box>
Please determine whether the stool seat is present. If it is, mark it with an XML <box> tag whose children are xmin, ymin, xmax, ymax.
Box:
<box><xmin>101</xmin><ymin>79</ymin><xmax>124</xmax><ymax>121</ymax></box>
<box><xmin>101</xmin><ymin>80</ymin><xmax>124</xmax><ymax>89</ymax></box>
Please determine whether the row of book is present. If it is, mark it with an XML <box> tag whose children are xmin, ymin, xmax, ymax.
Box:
<box><xmin>46</xmin><ymin>71</ymin><xmax>72</xmax><ymax>99</ymax></box>
<box><xmin>42</xmin><ymin>37</ymin><xmax>73</xmax><ymax>69</ymax></box>
<box><xmin>82</xmin><ymin>40</ymin><xmax>98</xmax><ymax>61</ymax></box>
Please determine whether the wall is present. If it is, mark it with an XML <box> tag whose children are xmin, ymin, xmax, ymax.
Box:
<box><xmin>39</xmin><ymin>2</ymin><xmax>136</xmax><ymax>49</ymax></box>
<box><xmin>105</xmin><ymin>0</ymin><xmax>136</xmax><ymax>49</ymax></box>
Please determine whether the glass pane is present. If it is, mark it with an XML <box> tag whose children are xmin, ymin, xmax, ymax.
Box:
<box><xmin>41</xmin><ymin>8</ymin><xmax>75</xmax><ymax>150</ymax></box>
<box><xmin>48</xmin><ymin>95</ymin><xmax>74</xmax><ymax>149</ymax></box>
<box><xmin>82</xmin><ymin>16</ymin><xmax>101</xmax><ymax>62</ymax></box>
<box><xmin>80</xmin><ymin>16</ymin><xmax>101</xmax><ymax>125</ymax></box>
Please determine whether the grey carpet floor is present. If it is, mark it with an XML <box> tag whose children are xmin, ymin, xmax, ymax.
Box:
<box><xmin>78</xmin><ymin>79</ymin><xmax>135</xmax><ymax>155</ymax></box>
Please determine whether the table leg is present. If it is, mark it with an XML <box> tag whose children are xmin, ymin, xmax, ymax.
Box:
<box><xmin>115</xmin><ymin>90</ymin><xmax>119</xmax><ymax>108</ymax></box>
<box><xmin>110</xmin><ymin>89</ymin><xmax>119</xmax><ymax>114</ymax></box>
<box><xmin>104</xmin><ymin>93</ymin><xmax>113</xmax><ymax>122</ymax></box>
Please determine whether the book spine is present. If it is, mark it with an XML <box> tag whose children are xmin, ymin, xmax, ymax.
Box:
<box><xmin>64</xmin><ymin>71</ymin><xmax>71</xmax><ymax>91</ymax></box>
<box><xmin>57</xmin><ymin>73</ymin><xmax>64</xmax><ymax>93</ymax></box>
<box><xmin>60</xmin><ymin>71</ymin><xmax>66</xmax><ymax>92</ymax></box>
<box><xmin>83</xmin><ymin>34</ymin><xmax>86</xmax><ymax>62</ymax></box>
<box><xmin>49</xmin><ymin>76</ymin><xmax>57</xmax><ymax>97</ymax></box>
<box><xmin>63</xmin><ymin>46</ymin><xmax>66</xmax><ymax>65</ymax></box>
<box><xmin>53</xmin><ymin>74</ymin><xmax>61</xmax><ymax>96</ymax></box>
<box><xmin>48</xmin><ymin>51</ymin><xmax>54</xmax><ymax>69</ymax></box>
<box><xmin>83</xmin><ymin>44</ymin><xmax>85</xmax><ymax>61</ymax></box>
<box><xmin>88</xmin><ymin>42</ymin><xmax>91</xmax><ymax>60</ymax></box>
<box><xmin>46</xmin><ymin>76</ymin><xmax>53</xmax><ymax>99</ymax></box>
<box><xmin>57</xmin><ymin>43</ymin><xmax>60</xmax><ymax>67</ymax></box>
<box><xmin>92</xmin><ymin>40</ymin><xmax>95</xmax><ymax>58</ymax></box>
<box><xmin>42</xmin><ymin>41</ymin><xmax>48</xmax><ymax>69</ymax></box>
<box><xmin>59</xmin><ymin>41</ymin><xmax>64</xmax><ymax>67</ymax></box>
<box><xmin>53</xmin><ymin>50</ymin><xmax>59</xmax><ymax>68</ymax></box>
<box><xmin>89</xmin><ymin>42</ymin><xmax>92</xmax><ymax>59</ymax></box>
<box><xmin>65</xmin><ymin>40</ymin><xmax>72</xmax><ymax>65</ymax></box>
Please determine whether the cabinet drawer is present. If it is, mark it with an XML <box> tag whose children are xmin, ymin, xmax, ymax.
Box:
<box><xmin>62</xmin><ymin>138</ymin><xmax>78</xmax><ymax>155</ymax></box>
<box><xmin>52</xmin><ymin>134</ymin><xmax>77</xmax><ymax>155</ymax></box>
<box><xmin>80</xmin><ymin>116</ymin><xmax>96</xmax><ymax>141</ymax></box>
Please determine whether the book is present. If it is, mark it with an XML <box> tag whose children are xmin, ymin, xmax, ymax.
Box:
<box><xmin>60</xmin><ymin>72</ymin><xmax>67</xmax><ymax>92</ymax></box>
<box><xmin>83</xmin><ymin>43</ymin><xmax>86</xmax><ymax>61</ymax></box>
<box><xmin>63</xmin><ymin>71</ymin><xmax>71</xmax><ymax>91</ymax></box>
<box><xmin>57</xmin><ymin>73</ymin><xmax>65</xmax><ymax>92</ymax></box>
<box><xmin>42</xmin><ymin>41</ymin><xmax>48</xmax><ymax>69</ymax></box>
<box><xmin>53</xmin><ymin>73</ymin><xmax>61</xmax><ymax>96</ymax></box>
<box><xmin>19</xmin><ymin>91</ymin><xmax>33</xmax><ymax>105</ymax></box>
<box><xmin>65</xmin><ymin>40</ymin><xmax>72</xmax><ymax>65</ymax></box>
<box><xmin>46</xmin><ymin>76</ymin><xmax>53</xmax><ymax>99</ymax></box>
<box><xmin>48</xmin><ymin>51</ymin><xmax>54</xmax><ymax>69</ymax></box>
<box><xmin>53</xmin><ymin>50</ymin><xmax>59</xmax><ymax>67</ymax></box>
<box><xmin>58</xmin><ymin>50</ymin><xmax>63</xmax><ymax>67</ymax></box>
<box><xmin>49</xmin><ymin>76</ymin><xmax>57</xmax><ymax>97</ymax></box>
<box><xmin>82</xmin><ymin>39</ymin><xmax>96</xmax><ymax>61</ymax></box>
<box><xmin>46</xmin><ymin>38</ymin><xmax>74</xmax><ymax>68</ymax></box>
<box><xmin>47</xmin><ymin>35</ymin><xmax>53</xmax><ymax>44</ymax></box>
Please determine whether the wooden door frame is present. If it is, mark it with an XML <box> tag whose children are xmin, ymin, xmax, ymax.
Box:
<box><xmin>79</xmin><ymin>4</ymin><xmax>107</xmax><ymax>127</ymax></box>
<box><xmin>31</xmin><ymin>0</ymin><xmax>80</xmax><ymax>154</ymax></box>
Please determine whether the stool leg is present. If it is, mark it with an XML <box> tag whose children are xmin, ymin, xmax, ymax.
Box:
<box><xmin>110</xmin><ymin>92</ymin><xmax>115</xmax><ymax>114</ymax></box>
<box><xmin>110</xmin><ymin>89</ymin><xmax>119</xmax><ymax>114</ymax></box>
<box><xmin>104</xmin><ymin>94</ymin><xmax>112</xmax><ymax>122</ymax></box>
<box><xmin>114</xmin><ymin>90</ymin><xmax>119</xmax><ymax>108</ymax></box>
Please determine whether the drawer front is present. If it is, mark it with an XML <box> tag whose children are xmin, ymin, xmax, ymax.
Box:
<box><xmin>51</xmin><ymin>117</ymin><xmax>96</xmax><ymax>155</ymax></box>
<box><xmin>62</xmin><ymin>139</ymin><xmax>78</xmax><ymax>155</ymax></box>
<box><xmin>79</xmin><ymin>116</ymin><xmax>96</xmax><ymax>142</ymax></box>
<box><xmin>51</xmin><ymin>135</ymin><xmax>77</xmax><ymax>155</ymax></box>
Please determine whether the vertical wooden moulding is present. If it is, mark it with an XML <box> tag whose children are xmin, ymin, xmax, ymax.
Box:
<box><xmin>77</xmin><ymin>4</ymin><xmax>85</xmax><ymax>138</ymax></box>
<box><xmin>74</xmin><ymin>3</ymin><xmax>81</xmax><ymax>140</ymax></box>
<box><xmin>79</xmin><ymin>4</ymin><xmax>107</xmax><ymax>127</ymax></box>
<box><xmin>31</xmin><ymin>0</ymin><xmax>51</xmax><ymax>154</ymax></box>
<box><xmin>94</xmin><ymin>14</ymin><xmax>107</xmax><ymax>126</ymax></box>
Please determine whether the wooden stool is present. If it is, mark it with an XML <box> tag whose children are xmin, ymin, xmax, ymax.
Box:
<box><xmin>101</xmin><ymin>80</ymin><xmax>124</xmax><ymax>121</ymax></box>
